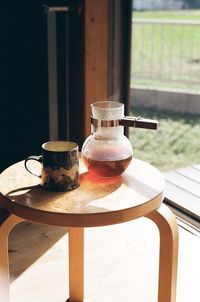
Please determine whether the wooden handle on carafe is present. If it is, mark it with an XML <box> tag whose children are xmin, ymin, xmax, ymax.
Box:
<box><xmin>119</xmin><ymin>116</ymin><xmax>158</xmax><ymax>130</ymax></box>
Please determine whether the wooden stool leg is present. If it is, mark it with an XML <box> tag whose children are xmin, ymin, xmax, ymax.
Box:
<box><xmin>146</xmin><ymin>204</ymin><xmax>179</xmax><ymax>302</ymax></box>
<box><xmin>68</xmin><ymin>227</ymin><xmax>84</xmax><ymax>302</ymax></box>
<box><xmin>0</xmin><ymin>210</ymin><xmax>24</xmax><ymax>302</ymax></box>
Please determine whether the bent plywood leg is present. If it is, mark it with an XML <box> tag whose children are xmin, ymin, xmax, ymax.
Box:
<box><xmin>0</xmin><ymin>209</ymin><xmax>24</xmax><ymax>302</ymax></box>
<box><xmin>146</xmin><ymin>204</ymin><xmax>179</xmax><ymax>302</ymax></box>
<box><xmin>68</xmin><ymin>227</ymin><xmax>84</xmax><ymax>302</ymax></box>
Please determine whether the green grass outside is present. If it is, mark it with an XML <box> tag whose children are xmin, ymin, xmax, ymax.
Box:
<box><xmin>130</xmin><ymin>11</ymin><xmax>200</xmax><ymax>171</ymax></box>
<box><xmin>129</xmin><ymin>107</ymin><xmax>200</xmax><ymax>172</ymax></box>
<box><xmin>131</xmin><ymin>10</ymin><xmax>200</xmax><ymax>90</ymax></box>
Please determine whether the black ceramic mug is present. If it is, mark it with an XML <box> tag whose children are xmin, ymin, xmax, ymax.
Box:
<box><xmin>25</xmin><ymin>141</ymin><xmax>80</xmax><ymax>191</ymax></box>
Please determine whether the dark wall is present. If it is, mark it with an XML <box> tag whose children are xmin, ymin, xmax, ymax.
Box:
<box><xmin>1</xmin><ymin>0</ymin><xmax>84</xmax><ymax>172</ymax></box>
<box><xmin>1</xmin><ymin>1</ymin><xmax>50</xmax><ymax>171</ymax></box>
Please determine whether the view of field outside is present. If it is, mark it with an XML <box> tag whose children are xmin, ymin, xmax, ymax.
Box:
<box><xmin>129</xmin><ymin>107</ymin><xmax>200</xmax><ymax>171</ymax></box>
<box><xmin>131</xmin><ymin>10</ymin><xmax>200</xmax><ymax>91</ymax></box>
<box><xmin>130</xmin><ymin>10</ymin><xmax>200</xmax><ymax>171</ymax></box>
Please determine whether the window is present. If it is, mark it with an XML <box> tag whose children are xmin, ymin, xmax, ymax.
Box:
<box><xmin>130</xmin><ymin>3</ymin><xmax>200</xmax><ymax>229</ymax></box>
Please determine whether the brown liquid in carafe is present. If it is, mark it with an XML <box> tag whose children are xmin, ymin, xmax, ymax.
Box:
<box><xmin>82</xmin><ymin>154</ymin><xmax>132</xmax><ymax>177</ymax></box>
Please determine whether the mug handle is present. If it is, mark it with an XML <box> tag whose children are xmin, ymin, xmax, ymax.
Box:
<box><xmin>24</xmin><ymin>155</ymin><xmax>42</xmax><ymax>178</ymax></box>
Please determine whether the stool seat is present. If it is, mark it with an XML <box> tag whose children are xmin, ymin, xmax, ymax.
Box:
<box><xmin>0</xmin><ymin>158</ymin><xmax>178</xmax><ymax>302</ymax></box>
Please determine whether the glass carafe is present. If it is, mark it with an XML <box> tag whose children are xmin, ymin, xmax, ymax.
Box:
<box><xmin>81</xmin><ymin>101</ymin><xmax>133</xmax><ymax>177</ymax></box>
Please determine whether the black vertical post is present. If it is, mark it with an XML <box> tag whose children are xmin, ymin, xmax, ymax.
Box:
<box><xmin>121</xmin><ymin>0</ymin><xmax>132</xmax><ymax>117</ymax></box>
<box><xmin>46</xmin><ymin>8</ymin><xmax>58</xmax><ymax>140</ymax></box>
<box><xmin>45</xmin><ymin>3</ymin><xmax>84</xmax><ymax>145</ymax></box>
<box><xmin>45</xmin><ymin>6</ymin><xmax>70</xmax><ymax>140</ymax></box>
<box><xmin>108</xmin><ymin>0</ymin><xmax>132</xmax><ymax>135</ymax></box>
<box><xmin>56</xmin><ymin>9</ymin><xmax>70</xmax><ymax>140</ymax></box>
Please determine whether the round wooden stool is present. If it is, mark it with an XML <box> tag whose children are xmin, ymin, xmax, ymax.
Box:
<box><xmin>0</xmin><ymin>158</ymin><xmax>178</xmax><ymax>302</ymax></box>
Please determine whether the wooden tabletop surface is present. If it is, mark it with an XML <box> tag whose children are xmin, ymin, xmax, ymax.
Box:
<box><xmin>0</xmin><ymin>159</ymin><xmax>165</xmax><ymax>227</ymax></box>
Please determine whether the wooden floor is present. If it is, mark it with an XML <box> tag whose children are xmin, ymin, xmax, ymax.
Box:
<box><xmin>8</xmin><ymin>218</ymin><xmax>200</xmax><ymax>302</ymax></box>
<box><xmin>164</xmin><ymin>164</ymin><xmax>200</xmax><ymax>224</ymax></box>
